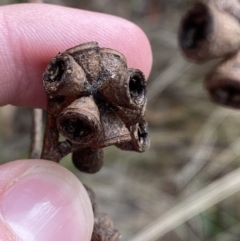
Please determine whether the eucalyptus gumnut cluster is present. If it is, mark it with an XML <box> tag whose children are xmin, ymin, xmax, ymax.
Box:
<box><xmin>41</xmin><ymin>42</ymin><xmax>150</xmax><ymax>173</ymax></box>
<box><xmin>179</xmin><ymin>0</ymin><xmax>240</xmax><ymax>109</ymax></box>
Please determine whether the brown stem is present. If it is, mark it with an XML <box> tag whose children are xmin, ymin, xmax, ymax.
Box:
<box><xmin>84</xmin><ymin>185</ymin><xmax>121</xmax><ymax>241</ymax></box>
<box><xmin>41</xmin><ymin>112</ymin><xmax>59</xmax><ymax>161</ymax></box>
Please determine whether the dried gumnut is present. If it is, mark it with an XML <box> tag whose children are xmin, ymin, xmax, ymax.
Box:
<box><xmin>57</xmin><ymin>96</ymin><xmax>101</xmax><ymax>145</ymax></box>
<box><xmin>98</xmin><ymin>48</ymin><xmax>127</xmax><ymax>85</ymax></box>
<box><xmin>94</xmin><ymin>104</ymin><xmax>132</xmax><ymax>149</ymax></box>
<box><xmin>46</xmin><ymin>95</ymin><xmax>76</xmax><ymax>118</ymax></box>
<box><xmin>66</xmin><ymin>42</ymin><xmax>100</xmax><ymax>84</ymax></box>
<box><xmin>43</xmin><ymin>52</ymin><xmax>91</xmax><ymax>97</ymax></box>
<box><xmin>205</xmin><ymin>51</ymin><xmax>240</xmax><ymax>108</ymax></box>
<box><xmin>131</xmin><ymin>120</ymin><xmax>150</xmax><ymax>152</ymax></box>
<box><xmin>99</xmin><ymin>66</ymin><xmax>146</xmax><ymax>110</ymax></box>
<box><xmin>116</xmin><ymin>120</ymin><xmax>150</xmax><ymax>152</ymax></box>
<box><xmin>178</xmin><ymin>0</ymin><xmax>240</xmax><ymax>63</ymax></box>
<box><xmin>41</xmin><ymin>41</ymin><xmax>150</xmax><ymax>167</ymax></box>
<box><xmin>72</xmin><ymin>148</ymin><xmax>104</xmax><ymax>173</ymax></box>
<box><xmin>43</xmin><ymin>52</ymin><xmax>92</xmax><ymax>117</ymax></box>
<box><xmin>92</xmin><ymin>213</ymin><xmax>121</xmax><ymax>241</ymax></box>
<box><xmin>116</xmin><ymin>100</ymin><xmax>147</xmax><ymax>127</ymax></box>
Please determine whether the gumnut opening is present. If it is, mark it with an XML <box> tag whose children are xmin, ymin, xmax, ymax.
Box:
<box><xmin>128</xmin><ymin>69</ymin><xmax>146</xmax><ymax>108</ymax></box>
<box><xmin>178</xmin><ymin>1</ymin><xmax>240</xmax><ymax>63</ymax></box>
<box><xmin>117</xmin><ymin>120</ymin><xmax>150</xmax><ymax>152</ymax></box>
<box><xmin>179</xmin><ymin>3</ymin><xmax>210</xmax><ymax>52</ymax></box>
<box><xmin>99</xmin><ymin>68</ymin><xmax>146</xmax><ymax>110</ymax></box>
<box><xmin>207</xmin><ymin>82</ymin><xmax>240</xmax><ymax>108</ymax></box>
<box><xmin>205</xmin><ymin>51</ymin><xmax>240</xmax><ymax>108</ymax></box>
<box><xmin>57</xmin><ymin>96</ymin><xmax>101</xmax><ymax>145</ymax></box>
<box><xmin>43</xmin><ymin>53</ymin><xmax>91</xmax><ymax>97</ymax></box>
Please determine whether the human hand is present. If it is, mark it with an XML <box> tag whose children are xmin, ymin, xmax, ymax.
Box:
<box><xmin>0</xmin><ymin>3</ymin><xmax>152</xmax><ymax>241</ymax></box>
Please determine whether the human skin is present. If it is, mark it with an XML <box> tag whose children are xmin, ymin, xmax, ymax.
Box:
<box><xmin>0</xmin><ymin>3</ymin><xmax>152</xmax><ymax>241</ymax></box>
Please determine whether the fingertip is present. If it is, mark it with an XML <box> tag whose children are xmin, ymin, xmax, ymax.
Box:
<box><xmin>0</xmin><ymin>159</ymin><xmax>93</xmax><ymax>241</ymax></box>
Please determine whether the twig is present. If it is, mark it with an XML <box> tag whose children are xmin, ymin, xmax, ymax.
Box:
<box><xmin>30</xmin><ymin>108</ymin><xmax>43</xmax><ymax>159</ymax></box>
<box><xmin>130</xmin><ymin>166</ymin><xmax>240</xmax><ymax>241</ymax></box>
<box><xmin>147</xmin><ymin>53</ymin><xmax>193</xmax><ymax>103</ymax></box>
<box><xmin>205</xmin><ymin>137</ymin><xmax>240</xmax><ymax>179</ymax></box>
<box><xmin>175</xmin><ymin>221</ymin><xmax>204</xmax><ymax>241</ymax></box>
<box><xmin>174</xmin><ymin>108</ymin><xmax>226</xmax><ymax>189</ymax></box>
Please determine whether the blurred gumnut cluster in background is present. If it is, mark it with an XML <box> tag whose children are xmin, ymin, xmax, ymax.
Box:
<box><xmin>179</xmin><ymin>0</ymin><xmax>240</xmax><ymax>109</ymax></box>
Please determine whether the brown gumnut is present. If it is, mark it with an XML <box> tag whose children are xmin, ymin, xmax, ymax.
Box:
<box><xmin>66</xmin><ymin>42</ymin><xmax>100</xmax><ymax>84</ymax></box>
<box><xmin>178</xmin><ymin>0</ymin><xmax>240</xmax><ymax>63</ymax></box>
<box><xmin>43</xmin><ymin>52</ymin><xmax>92</xmax><ymax>117</ymax></box>
<box><xmin>93</xmin><ymin>104</ymin><xmax>131</xmax><ymax>149</ymax></box>
<box><xmin>41</xmin><ymin>41</ymin><xmax>150</xmax><ymax>168</ymax></box>
<box><xmin>92</xmin><ymin>213</ymin><xmax>121</xmax><ymax>241</ymax></box>
<box><xmin>205</xmin><ymin>51</ymin><xmax>240</xmax><ymax>108</ymax></box>
<box><xmin>72</xmin><ymin>148</ymin><xmax>104</xmax><ymax>173</ymax></box>
<box><xmin>116</xmin><ymin>120</ymin><xmax>150</xmax><ymax>152</ymax></box>
<box><xmin>116</xmin><ymin>100</ymin><xmax>147</xmax><ymax>127</ymax></box>
<box><xmin>43</xmin><ymin>52</ymin><xmax>91</xmax><ymax>97</ymax></box>
<box><xmin>98</xmin><ymin>47</ymin><xmax>146</xmax><ymax>111</ymax></box>
<box><xmin>57</xmin><ymin>96</ymin><xmax>101</xmax><ymax>145</ymax></box>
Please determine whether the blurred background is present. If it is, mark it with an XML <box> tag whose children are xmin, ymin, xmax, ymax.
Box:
<box><xmin>1</xmin><ymin>0</ymin><xmax>240</xmax><ymax>240</ymax></box>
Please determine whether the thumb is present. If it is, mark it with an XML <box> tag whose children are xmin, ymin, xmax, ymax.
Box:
<box><xmin>0</xmin><ymin>159</ymin><xmax>93</xmax><ymax>241</ymax></box>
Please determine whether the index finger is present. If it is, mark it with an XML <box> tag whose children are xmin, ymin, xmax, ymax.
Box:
<box><xmin>0</xmin><ymin>3</ymin><xmax>152</xmax><ymax>108</ymax></box>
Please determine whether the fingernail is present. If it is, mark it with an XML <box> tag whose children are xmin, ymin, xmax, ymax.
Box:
<box><xmin>1</xmin><ymin>170</ymin><xmax>92</xmax><ymax>241</ymax></box>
